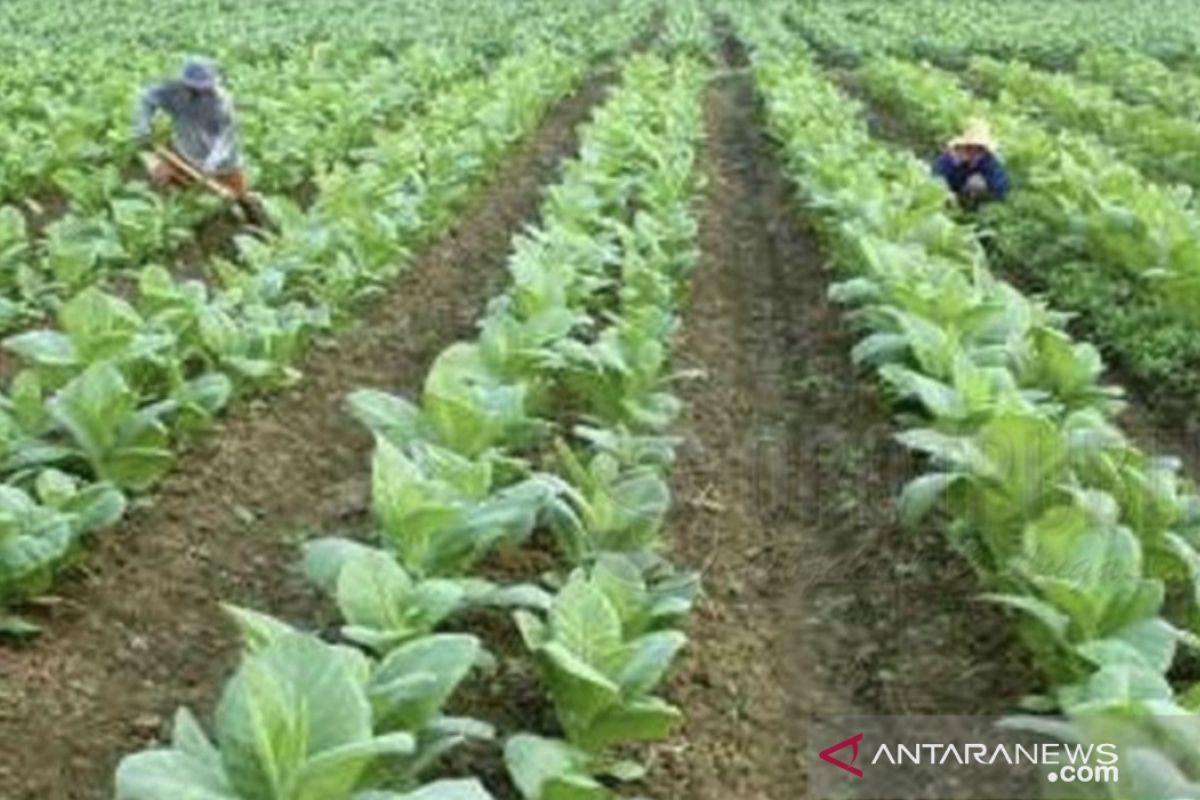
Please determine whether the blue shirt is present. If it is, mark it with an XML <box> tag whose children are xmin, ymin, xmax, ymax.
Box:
<box><xmin>932</xmin><ymin>151</ymin><xmax>1009</xmax><ymax>199</ymax></box>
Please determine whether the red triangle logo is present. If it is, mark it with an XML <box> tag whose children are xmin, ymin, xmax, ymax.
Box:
<box><xmin>819</xmin><ymin>732</ymin><xmax>864</xmax><ymax>777</ymax></box>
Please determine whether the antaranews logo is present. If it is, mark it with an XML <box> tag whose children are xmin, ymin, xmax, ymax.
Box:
<box><xmin>813</xmin><ymin>722</ymin><xmax>1122</xmax><ymax>799</ymax></box>
<box><xmin>819</xmin><ymin>733</ymin><xmax>865</xmax><ymax>778</ymax></box>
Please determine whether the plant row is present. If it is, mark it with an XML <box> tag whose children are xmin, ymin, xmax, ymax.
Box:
<box><xmin>733</xmin><ymin>10</ymin><xmax>1200</xmax><ymax>795</ymax></box>
<box><xmin>787</xmin><ymin>0</ymin><xmax>1200</xmax><ymax>69</ymax></box>
<box><xmin>113</xmin><ymin>51</ymin><xmax>709</xmax><ymax>800</ymax></box>
<box><xmin>852</xmin><ymin>55</ymin><xmax>1200</xmax><ymax>398</ymax></box>
<box><xmin>0</xmin><ymin>32</ymin><xmax>628</xmax><ymax>629</ymax></box>
<box><xmin>966</xmin><ymin>55</ymin><xmax>1200</xmax><ymax>192</ymax></box>
<box><xmin>1076</xmin><ymin>48</ymin><xmax>1200</xmax><ymax>122</ymax></box>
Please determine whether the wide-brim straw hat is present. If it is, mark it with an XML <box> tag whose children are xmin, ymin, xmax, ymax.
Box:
<box><xmin>949</xmin><ymin>118</ymin><xmax>997</xmax><ymax>151</ymax></box>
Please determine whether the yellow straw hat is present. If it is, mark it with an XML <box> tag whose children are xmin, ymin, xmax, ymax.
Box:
<box><xmin>949</xmin><ymin>118</ymin><xmax>997</xmax><ymax>151</ymax></box>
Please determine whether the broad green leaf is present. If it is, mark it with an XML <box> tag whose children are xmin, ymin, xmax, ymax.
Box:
<box><xmin>115</xmin><ymin>749</ymin><xmax>239</xmax><ymax>800</ymax></box>
<box><xmin>369</xmin><ymin>633</ymin><xmax>481</xmax><ymax>731</ymax></box>
<box><xmin>291</xmin><ymin>733</ymin><xmax>415</xmax><ymax>800</ymax></box>
<box><xmin>550</xmin><ymin>576</ymin><xmax>623</xmax><ymax>671</ymax></box>
<box><xmin>347</xmin><ymin>389</ymin><xmax>426</xmax><ymax>448</ymax></box>
<box><xmin>576</xmin><ymin>696</ymin><xmax>683</xmax><ymax>751</ymax></box>
<box><xmin>504</xmin><ymin>735</ymin><xmax>610</xmax><ymax>800</ymax></box>
<box><xmin>215</xmin><ymin>633</ymin><xmax>373</xmax><ymax>797</ymax></box>
<box><xmin>614</xmin><ymin>630</ymin><xmax>686</xmax><ymax>696</ymax></box>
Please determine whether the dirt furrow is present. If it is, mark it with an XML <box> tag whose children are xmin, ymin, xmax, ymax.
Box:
<box><xmin>644</xmin><ymin>37</ymin><xmax>1030</xmax><ymax>800</ymax></box>
<box><xmin>0</xmin><ymin>71</ymin><xmax>614</xmax><ymax>800</ymax></box>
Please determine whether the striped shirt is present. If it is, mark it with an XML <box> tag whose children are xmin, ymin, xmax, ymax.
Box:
<box><xmin>134</xmin><ymin>81</ymin><xmax>241</xmax><ymax>173</ymax></box>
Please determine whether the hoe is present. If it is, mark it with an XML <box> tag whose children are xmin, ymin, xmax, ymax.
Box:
<box><xmin>150</xmin><ymin>145</ymin><xmax>273</xmax><ymax>230</ymax></box>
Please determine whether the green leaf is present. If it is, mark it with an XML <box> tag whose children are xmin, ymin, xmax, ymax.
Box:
<box><xmin>369</xmin><ymin>633</ymin><xmax>482</xmax><ymax>731</ymax></box>
<box><xmin>538</xmin><ymin>643</ymin><xmax>621</xmax><ymax>741</ymax></box>
<box><xmin>215</xmin><ymin>632</ymin><xmax>373</xmax><ymax>798</ymax></box>
<box><xmin>222</xmin><ymin>604</ymin><xmax>300</xmax><ymax>652</ymax></box>
<box><xmin>550</xmin><ymin>575</ymin><xmax>623</xmax><ymax>671</ymax></box>
<box><xmin>983</xmin><ymin>593</ymin><xmax>1071</xmax><ymax>640</ymax></box>
<box><xmin>338</xmin><ymin>547</ymin><xmax>417</xmax><ymax>632</ymax></box>
<box><xmin>898</xmin><ymin>472</ymin><xmax>959</xmax><ymax>527</ymax></box>
<box><xmin>347</xmin><ymin>388</ymin><xmax>426</xmax><ymax>447</ymax></box>
<box><xmin>3</xmin><ymin>330</ymin><xmax>77</xmax><ymax>367</ymax></box>
<box><xmin>115</xmin><ymin>749</ymin><xmax>240</xmax><ymax>800</ymax></box>
<box><xmin>614</xmin><ymin>630</ymin><xmax>686</xmax><ymax>696</ymax></box>
<box><xmin>0</xmin><ymin>614</ymin><xmax>41</xmax><ymax>639</ymax></box>
<box><xmin>384</xmin><ymin>779</ymin><xmax>497</xmax><ymax>800</ymax></box>
<box><xmin>504</xmin><ymin>735</ymin><xmax>610</xmax><ymax>800</ymax></box>
<box><xmin>47</xmin><ymin>361</ymin><xmax>173</xmax><ymax>491</ymax></box>
<box><xmin>895</xmin><ymin>428</ymin><xmax>997</xmax><ymax>479</ymax></box>
<box><xmin>303</xmin><ymin>537</ymin><xmax>379</xmax><ymax>595</ymax></box>
<box><xmin>171</xmin><ymin>709</ymin><xmax>221</xmax><ymax>766</ymax></box>
<box><xmin>576</xmin><ymin>696</ymin><xmax>683</xmax><ymax>751</ymax></box>
<box><xmin>291</xmin><ymin>733</ymin><xmax>415</xmax><ymax>800</ymax></box>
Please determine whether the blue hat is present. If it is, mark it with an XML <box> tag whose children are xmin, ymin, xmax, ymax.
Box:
<box><xmin>181</xmin><ymin>58</ymin><xmax>218</xmax><ymax>90</ymax></box>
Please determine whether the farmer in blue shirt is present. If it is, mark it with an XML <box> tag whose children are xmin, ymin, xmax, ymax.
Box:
<box><xmin>932</xmin><ymin>119</ymin><xmax>1009</xmax><ymax>209</ymax></box>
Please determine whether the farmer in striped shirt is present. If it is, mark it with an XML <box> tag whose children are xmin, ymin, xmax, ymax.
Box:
<box><xmin>133</xmin><ymin>58</ymin><xmax>267</xmax><ymax>224</ymax></box>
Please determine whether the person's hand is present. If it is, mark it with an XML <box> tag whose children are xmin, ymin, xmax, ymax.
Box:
<box><xmin>964</xmin><ymin>174</ymin><xmax>988</xmax><ymax>196</ymax></box>
<box><xmin>202</xmin><ymin>149</ymin><xmax>225</xmax><ymax>175</ymax></box>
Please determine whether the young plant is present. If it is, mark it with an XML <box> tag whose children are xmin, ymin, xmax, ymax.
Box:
<box><xmin>547</xmin><ymin>437</ymin><xmax>671</xmax><ymax>564</ymax></box>
<box><xmin>0</xmin><ymin>473</ymin><xmax>124</xmax><ymax>604</ymax></box>
<box><xmin>5</xmin><ymin>287</ymin><xmax>173</xmax><ymax>391</ymax></box>
<box><xmin>347</xmin><ymin>340</ymin><xmax>538</xmax><ymax>458</ymax></box>
<box><xmin>304</xmin><ymin>537</ymin><xmax>550</xmax><ymax>653</ymax></box>
<box><xmin>505</xmin><ymin>734</ymin><xmax>641</xmax><ymax>800</ymax></box>
<box><xmin>513</xmin><ymin>560</ymin><xmax>688</xmax><ymax>753</ymax></box>
<box><xmin>46</xmin><ymin>360</ymin><xmax>174</xmax><ymax>491</ymax></box>
<box><xmin>114</xmin><ymin>630</ymin><xmax>417</xmax><ymax>800</ymax></box>
<box><xmin>118</xmin><ymin>611</ymin><xmax>496</xmax><ymax>800</ymax></box>
<box><xmin>367</xmin><ymin>435</ymin><xmax>557</xmax><ymax>577</ymax></box>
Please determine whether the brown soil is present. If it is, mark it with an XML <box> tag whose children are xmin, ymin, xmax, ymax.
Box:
<box><xmin>641</xmin><ymin>37</ymin><xmax>1033</xmax><ymax>800</ymax></box>
<box><xmin>0</xmin><ymin>71</ymin><xmax>613</xmax><ymax>800</ymax></box>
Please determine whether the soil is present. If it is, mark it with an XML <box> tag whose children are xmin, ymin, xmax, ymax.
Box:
<box><xmin>640</xmin><ymin>32</ymin><xmax>1033</xmax><ymax>800</ymax></box>
<box><xmin>0</xmin><ymin>70</ymin><xmax>613</xmax><ymax>800</ymax></box>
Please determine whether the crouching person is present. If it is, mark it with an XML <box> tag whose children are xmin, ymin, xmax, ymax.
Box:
<box><xmin>932</xmin><ymin>119</ymin><xmax>1009</xmax><ymax>209</ymax></box>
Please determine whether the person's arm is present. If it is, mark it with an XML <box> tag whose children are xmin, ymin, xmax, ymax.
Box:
<box><xmin>931</xmin><ymin>151</ymin><xmax>954</xmax><ymax>179</ymax></box>
<box><xmin>132</xmin><ymin>83</ymin><xmax>167</xmax><ymax>140</ymax></box>
<box><xmin>981</xmin><ymin>153</ymin><xmax>1009</xmax><ymax>199</ymax></box>
<box><xmin>931</xmin><ymin>151</ymin><xmax>965</xmax><ymax>194</ymax></box>
<box><xmin>202</xmin><ymin>92</ymin><xmax>238</xmax><ymax>173</ymax></box>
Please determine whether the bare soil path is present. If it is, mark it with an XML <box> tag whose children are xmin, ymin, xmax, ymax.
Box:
<box><xmin>0</xmin><ymin>70</ymin><xmax>614</xmax><ymax>800</ymax></box>
<box><xmin>643</xmin><ymin>33</ymin><xmax>1031</xmax><ymax>800</ymax></box>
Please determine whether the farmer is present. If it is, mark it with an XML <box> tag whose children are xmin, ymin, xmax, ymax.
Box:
<box><xmin>931</xmin><ymin>119</ymin><xmax>1010</xmax><ymax>208</ymax></box>
<box><xmin>133</xmin><ymin>58</ymin><xmax>265</xmax><ymax>223</ymax></box>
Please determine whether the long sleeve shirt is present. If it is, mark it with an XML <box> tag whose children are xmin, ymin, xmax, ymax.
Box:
<box><xmin>133</xmin><ymin>81</ymin><xmax>241</xmax><ymax>174</ymax></box>
<box><xmin>931</xmin><ymin>150</ymin><xmax>1009</xmax><ymax>200</ymax></box>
